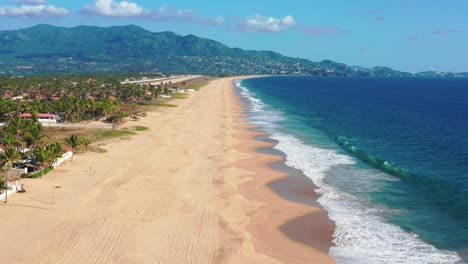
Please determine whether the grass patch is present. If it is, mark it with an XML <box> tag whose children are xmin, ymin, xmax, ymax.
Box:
<box><xmin>29</xmin><ymin>167</ymin><xmax>53</xmax><ymax>178</ymax></box>
<box><xmin>94</xmin><ymin>130</ymin><xmax>137</xmax><ymax>141</ymax></box>
<box><xmin>192</xmin><ymin>81</ymin><xmax>209</xmax><ymax>91</ymax></box>
<box><xmin>155</xmin><ymin>101</ymin><xmax>177</xmax><ymax>107</ymax></box>
<box><xmin>134</xmin><ymin>126</ymin><xmax>149</xmax><ymax>131</ymax></box>
<box><xmin>171</xmin><ymin>93</ymin><xmax>188</xmax><ymax>99</ymax></box>
<box><xmin>137</xmin><ymin>101</ymin><xmax>154</xmax><ymax>106</ymax></box>
<box><xmin>136</xmin><ymin>100</ymin><xmax>177</xmax><ymax>110</ymax></box>
<box><xmin>44</xmin><ymin>128</ymin><xmax>136</xmax><ymax>144</ymax></box>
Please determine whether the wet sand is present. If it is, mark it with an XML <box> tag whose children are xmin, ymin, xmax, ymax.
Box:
<box><xmin>231</xmin><ymin>80</ymin><xmax>335</xmax><ymax>263</ymax></box>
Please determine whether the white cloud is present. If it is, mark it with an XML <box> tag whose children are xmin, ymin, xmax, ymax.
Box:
<box><xmin>0</xmin><ymin>4</ymin><xmax>70</xmax><ymax>18</ymax></box>
<box><xmin>282</xmin><ymin>15</ymin><xmax>295</xmax><ymax>26</ymax></box>
<box><xmin>11</xmin><ymin>0</ymin><xmax>46</xmax><ymax>5</ymax></box>
<box><xmin>81</xmin><ymin>1</ymin><xmax>224</xmax><ymax>26</ymax></box>
<box><xmin>82</xmin><ymin>0</ymin><xmax>143</xmax><ymax>17</ymax></box>
<box><xmin>239</xmin><ymin>15</ymin><xmax>295</xmax><ymax>32</ymax></box>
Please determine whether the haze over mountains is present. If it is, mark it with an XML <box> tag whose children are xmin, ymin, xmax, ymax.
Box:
<box><xmin>0</xmin><ymin>24</ymin><xmax>466</xmax><ymax>77</ymax></box>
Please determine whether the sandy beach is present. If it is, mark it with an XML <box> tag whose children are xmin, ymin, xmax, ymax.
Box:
<box><xmin>0</xmin><ymin>77</ymin><xmax>334</xmax><ymax>263</ymax></box>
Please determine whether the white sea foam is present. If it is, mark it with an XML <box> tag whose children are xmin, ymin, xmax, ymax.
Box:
<box><xmin>236</xmin><ymin>80</ymin><xmax>463</xmax><ymax>264</ymax></box>
<box><xmin>236</xmin><ymin>79</ymin><xmax>265</xmax><ymax>112</ymax></box>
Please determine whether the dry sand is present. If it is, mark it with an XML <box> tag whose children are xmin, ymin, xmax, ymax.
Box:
<box><xmin>0</xmin><ymin>77</ymin><xmax>334</xmax><ymax>263</ymax></box>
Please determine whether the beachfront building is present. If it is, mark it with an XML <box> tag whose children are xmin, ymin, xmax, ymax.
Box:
<box><xmin>11</xmin><ymin>95</ymin><xmax>24</xmax><ymax>101</ymax></box>
<box><xmin>20</xmin><ymin>113</ymin><xmax>59</xmax><ymax>124</ymax></box>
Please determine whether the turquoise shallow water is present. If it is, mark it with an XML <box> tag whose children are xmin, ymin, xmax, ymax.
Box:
<box><xmin>238</xmin><ymin>76</ymin><xmax>468</xmax><ymax>263</ymax></box>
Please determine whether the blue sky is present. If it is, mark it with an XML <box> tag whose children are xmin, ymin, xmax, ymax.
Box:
<box><xmin>0</xmin><ymin>0</ymin><xmax>467</xmax><ymax>73</ymax></box>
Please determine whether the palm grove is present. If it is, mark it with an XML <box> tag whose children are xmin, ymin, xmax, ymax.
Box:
<box><xmin>0</xmin><ymin>73</ymin><xmax>169</xmax><ymax>200</ymax></box>
<box><xmin>0</xmin><ymin>116</ymin><xmax>90</xmax><ymax>202</ymax></box>
<box><xmin>0</xmin><ymin>74</ymin><xmax>170</xmax><ymax>123</ymax></box>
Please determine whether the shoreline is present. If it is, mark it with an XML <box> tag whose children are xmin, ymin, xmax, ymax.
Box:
<box><xmin>0</xmin><ymin>77</ymin><xmax>334</xmax><ymax>263</ymax></box>
<box><xmin>230</xmin><ymin>78</ymin><xmax>335</xmax><ymax>263</ymax></box>
<box><xmin>232</xmin><ymin>76</ymin><xmax>468</xmax><ymax>264</ymax></box>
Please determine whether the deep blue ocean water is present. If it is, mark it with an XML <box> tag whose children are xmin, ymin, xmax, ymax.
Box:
<box><xmin>238</xmin><ymin>76</ymin><xmax>468</xmax><ymax>263</ymax></box>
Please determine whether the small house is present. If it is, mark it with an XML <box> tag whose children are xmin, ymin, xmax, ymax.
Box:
<box><xmin>20</xmin><ymin>113</ymin><xmax>58</xmax><ymax>124</ymax></box>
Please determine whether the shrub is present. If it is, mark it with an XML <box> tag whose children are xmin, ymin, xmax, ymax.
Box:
<box><xmin>29</xmin><ymin>167</ymin><xmax>53</xmax><ymax>178</ymax></box>
<box><xmin>134</xmin><ymin>126</ymin><xmax>149</xmax><ymax>131</ymax></box>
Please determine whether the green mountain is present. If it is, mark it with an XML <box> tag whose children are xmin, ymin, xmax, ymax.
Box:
<box><xmin>0</xmin><ymin>24</ymin><xmax>462</xmax><ymax>77</ymax></box>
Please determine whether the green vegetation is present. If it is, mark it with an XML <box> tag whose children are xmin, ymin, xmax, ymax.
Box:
<box><xmin>93</xmin><ymin>130</ymin><xmax>136</xmax><ymax>141</ymax></box>
<box><xmin>65</xmin><ymin>134</ymin><xmax>80</xmax><ymax>151</ymax></box>
<box><xmin>0</xmin><ymin>96</ymin><xmax>119</xmax><ymax>124</ymax></box>
<box><xmin>0</xmin><ymin>72</ymin><xmax>188</xmax><ymax>124</ymax></box>
<box><xmin>134</xmin><ymin>126</ymin><xmax>149</xmax><ymax>131</ymax></box>
<box><xmin>0</xmin><ymin>146</ymin><xmax>20</xmax><ymax>202</ymax></box>
<box><xmin>0</xmin><ymin>115</ymin><xmax>134</xmax><ymax>189</ymax></box>
<box><xmin>0</xmin><ymin>117</ymin><xmax>65</xmax><ymax>200</ymax></box>
<box><xmin>155</xmin><ymin>102</ymin><xmax>178</xmax><ymax>107</ymax></box>
<box><xmin>171</xmin><ymin>93</ymin><xmax>188</xmax><ymax>99</ymax></box>
<box><xmin>43</xmin><ymin>128</ymin><xmax>137</xmax><ymax>145</ymax></box>
<box><xmin>0</xmin><ymin>70</ymin><xmax>189</xmax><ymax>183</ymax></box>
<box><xmin>106</xmin><ymin>112</ymin><xmax>130</xmax><ymax>124</ymax></box>
<box><xmin>138</xmin><ymin>101</ymin><xmax>177</xmax><ymax>108</ymax></box>
<box><xmin>137</xmin><ymin>101</ymin><xmax>154</xmax><ymax>106</ymax></box>
<box><xmin>29</xmin><ymin>167</ymin><xmax>53</xmax><ymax>178</ymax></box>
<box><xmin>80</xmin><ymin>137</ymin><xmax>91</xmax><ymax>153</ymax></box>
<box><xmin>192</xmin><ymin>81</ymin><xmax>209</xmax><ymax>91</ymax></box>
<box><xmin>35</xmin><ymin>142</ymin><xmax>63</xmax><ymax>174</ymax></box>
<box><xmin>0</xmin><ymin>24</ymin><xmax>426</xmax><ymax>77</ymax></box>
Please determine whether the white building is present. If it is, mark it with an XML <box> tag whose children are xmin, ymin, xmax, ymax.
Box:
<box><xmin>20</xmin><ymin>113</ymin><xmax>58</xmax><ymax>124</ymax></box>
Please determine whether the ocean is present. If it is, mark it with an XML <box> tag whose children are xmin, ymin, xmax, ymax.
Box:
<box><xmin>236</xmin><ymin>76</ymin><xmax>468</xmax><ymax>263</ymax></box>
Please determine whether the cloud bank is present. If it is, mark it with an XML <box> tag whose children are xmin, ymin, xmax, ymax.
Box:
<box><xmin>11</xmin><ymin>0</ymin><xmax>46</xmax><ymax>4</ymax></box>
<box><xmin>81</xmin><ymin>0</ymin><xmax>224</xmax><ymax>26</ymax></box>
<box><xmin>237</xmin><ymin>15</ymin><xmax>295</xmax><ymax>32</ymax></box>
<box><xmin>82</xmin><ymin>0</ymin><xmax>143</xmax><ymax>17</ymax></box>
<box><xmin>0</xmin><ymin>4</ymin><xmax>70</xmax><ymax>18</ymax></box>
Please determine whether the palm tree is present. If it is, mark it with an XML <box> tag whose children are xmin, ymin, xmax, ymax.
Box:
<box><xmin>47</xmin><ymin>142</ymin><xmax>64</xmax><ymax>161</ymax></box>
<box><xmin>0</xmin><ymin>131</ymin><xmax>19</xmax><ymax>148</ymax></box>
<box><xmin>58</xmin><ymin>99</ymin><xmax>74</xmax><ymax>123</ymax></box>
<box><xmin>31</xmin><ymin>112</ymin><xmax>39</xmax><ymax>124</ymax></box>
<box><xmin>25</xmin><ymin>123</ymin><xmax>47</xmax><ymax>152</ymax></box>
<box><xmin>5</xmin><ymin>116</ymin><xmax>31</xmax><ymax>139</ymax></box>
<box><xmin>0</xmin><ymin>147</ymin><xmax>20</xmax><ymax>203</ymax></box>
<box><xmin>80</xmin><ymin>137</ymin><xmax>91</xmax><ymax>153</ymax></box>
<box><xmin>114</xmin><ymin>112</ymin><xmax>128</xmax><ymax>124</ymax></box>
<box><xmin>34</xmin><ymin>147</ymin><xmax>52</xmax><ymax>176</ymax></box>
<box><xmin>65</xmin><ymin>134</ymin><xmax>80</xmax><ymax>161</ymax></box>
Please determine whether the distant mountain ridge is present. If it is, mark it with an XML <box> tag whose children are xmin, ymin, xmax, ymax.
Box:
<box><xmin>0</xmin><ymin>24</ymin><xmax>466</xmax><ymax>77</ymax></box>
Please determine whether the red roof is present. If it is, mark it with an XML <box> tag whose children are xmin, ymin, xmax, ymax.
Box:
<box><xmin>21</xmin><ymin>113</ymin><xmax>56</xmax><ymax>118</ymax></box>
<box><xmin>62</xmin><ymin>145</ymin><xmax>73</xmax><ymax>152</ymax></box>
